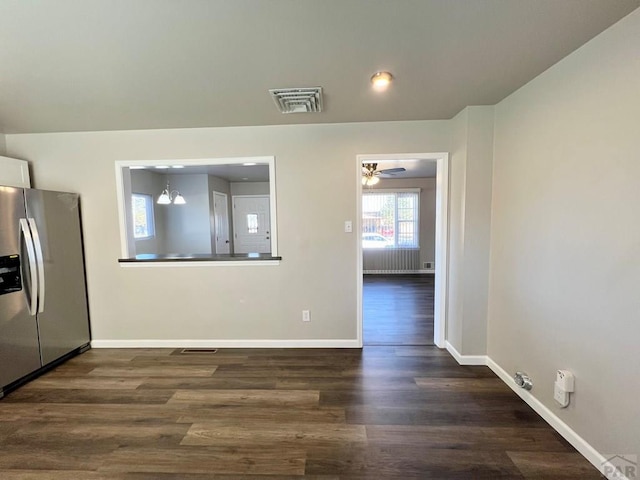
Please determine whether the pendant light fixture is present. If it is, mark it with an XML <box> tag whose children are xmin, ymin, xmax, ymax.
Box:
<box><xmin>157</xmin><ymin>182</ymin><xmax>186</xmax><ymax>205</ymax></box>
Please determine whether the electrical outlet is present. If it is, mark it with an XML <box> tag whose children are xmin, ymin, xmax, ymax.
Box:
<box><xmin>302</xmin><ymin>310</ymin><xmax>311</xmax><ymax>322</ymax></box>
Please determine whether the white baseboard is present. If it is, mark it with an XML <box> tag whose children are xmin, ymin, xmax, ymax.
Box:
<box><xmin>485</xmin><ymin>358</ymin><xmax>624</xmax><ymax>479</ymax></box>
<box><xmin>441</xmin><ymin>344</ymin><xmax>622</xmax><ymax>479</ymax></box>
<box><xmin>90</xmin><ymin>339</ymin><xmax>361</xmax><ymax>349</ymax></box>
<box><xmin>444</xmin><ymin>341</ymin><xmax>488</xmax><ymax>365</ymax></box>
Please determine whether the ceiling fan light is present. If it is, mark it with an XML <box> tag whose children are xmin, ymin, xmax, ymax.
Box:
<box><xmin>173</xmin><ymin>193</ymin><xmax>186</xmax><ymax>205</ymax></box>
<box><xmin>361</xmin><ymin>176</ymin><xmax>368</xmax><ymax>185</ymax></box>
<box><xmin>366</xmin><ymin>176</ymin><xmax>380</xmax><ymax>186</ymax></box>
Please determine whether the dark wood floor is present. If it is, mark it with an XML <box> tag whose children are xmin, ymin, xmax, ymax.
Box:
<box><xmin>364</xmin><ymin>274</ymin><xmax>435</xmax><ymax>346</ymax></box>
<box><xmin>0</xmin><ymin>346</ymin><xmax>603</xmax><ymax>478</ymax></box>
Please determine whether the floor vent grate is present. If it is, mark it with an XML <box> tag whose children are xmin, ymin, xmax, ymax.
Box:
<box><xmin>180</xmin><ymin>348</ymin><xmax>218</xmax><ymax>354</ymax></box>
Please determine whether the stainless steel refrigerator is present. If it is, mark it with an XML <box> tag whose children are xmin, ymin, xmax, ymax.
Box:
<box><xmin>0</xmin><ymin>187</ymin><xmax>90</xmax><ymax>397</ymax></box>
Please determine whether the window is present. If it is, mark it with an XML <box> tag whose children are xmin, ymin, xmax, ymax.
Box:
<box><xmin>362</xmin><ymin>190</ymin><xmax>419</xmax><ymax>248</ymax></box>
<box><xmin>132</xmin><ymin>193</ymin><xmax>155</xmax><ymax>239</ymax></box>
<box><xmin>246</xmin><ymin>213</ymin><xmax>258</xmax><ymax>233</ymax></box>
<box><xmin>115</xmin><ymin>156</ymin><xmax>278</xmax><ymax>262</ymax></box>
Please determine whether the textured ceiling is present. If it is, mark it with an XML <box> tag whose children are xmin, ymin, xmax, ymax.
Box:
<box><xmin>0</xmin><ymin>0</ymin><xmax>638</xmax><ymax>134</ymax></box>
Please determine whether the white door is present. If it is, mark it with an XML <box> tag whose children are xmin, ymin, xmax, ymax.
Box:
<box><xmin>213</xmin><ymin>192</ymin><xmax>230</xmax><ymax>254</ymax></box>
<box><xmin>233</xmin><ymin>195</ymin><xmax>271</xmax><ymax>254</ymax></box>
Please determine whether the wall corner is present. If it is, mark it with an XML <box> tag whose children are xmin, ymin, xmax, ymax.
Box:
<box><xmin>447</xmin><ymin>105</ymin><xmax>495</xmax><ymax>356</ymax></box>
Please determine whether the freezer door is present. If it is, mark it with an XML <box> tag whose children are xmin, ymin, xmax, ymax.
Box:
<box><xmin>25</xmin><ymin>189</ymin><xmax>90</xmax><ymax>366</ymax></box>
<box><xmin>0</xmin><ymin>187</ymin><xmax>42</xmax><ymax>389</ymax></box>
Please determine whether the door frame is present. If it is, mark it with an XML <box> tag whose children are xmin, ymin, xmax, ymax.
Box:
<box><xmin>356</xmin><ymin>153</ymin><xmax>449</xmax><ymax>348</ymax></box>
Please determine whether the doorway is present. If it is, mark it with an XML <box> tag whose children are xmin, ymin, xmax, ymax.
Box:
<box><xmin>233</xmin><ymin>195</ymin><xmax>271</xmax><ymax>254</ymax></box>
<box><xmin>213</xmin><ymin>191</ymin><xmax>230</xmax><ymax>254</ymax></box>
<box><xmin>357</xmin><ymin>153</ymin><xmax>449</xmax><ymax>348</ymax></box>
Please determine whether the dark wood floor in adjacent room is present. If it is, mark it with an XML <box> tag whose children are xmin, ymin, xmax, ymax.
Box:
<box><xmin>364</xmin><ymin>274</ymin><xmax>435</xmax><ymax>346</ymax></box>
<box><xmin>0</xmin><ymin>346</ymin><xmax>603</xmax><ymax>479</ymax></box>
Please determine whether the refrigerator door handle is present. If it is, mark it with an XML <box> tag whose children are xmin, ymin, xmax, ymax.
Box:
<box><xmin>27</xmin><ymin>218</ymin><xmax>46</xmax><ymax>314</ymax></box>
<box><xmin>19</xmin><ymin>218</ymin><xmax>38</xmax><ymax>316</ymax></box>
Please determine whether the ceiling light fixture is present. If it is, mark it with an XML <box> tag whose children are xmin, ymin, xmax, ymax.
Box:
<box><xmin>361</xmin><ymin>162</ymin><xmax>406</xmax><ymax>186</ymax></box>
<box><xmin>362</xmin><ymin>162</ymin><xmax>381</xmax><ymax>186</ymax></box>
<box><xmin>362</xmin><ymin>175</ymin><xmax>380</xmax><ymax>186</ymax></box>
<box><xmin>157</xmin><ymin>182</ymin><xmax>186</xmax><ymax>205</ymax></box>
<box><xmin>371</xmin><ymin>71</ymin><xmax>393</xmax><ymax>91</ymax></box>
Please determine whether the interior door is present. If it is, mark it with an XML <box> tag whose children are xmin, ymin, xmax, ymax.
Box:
<box><xmin>0</xmin><ymin>187</ymin><xmax>42</xmax><ymax>390</ymax></box>
<box><xmin>232</xmin><ymin>195</ymin><xmax>271</xmax><ymax>254</ymax></box>
<box><xmin>213</xmin><ymin>191</ymin><xmax>230</xmax><ymax>254</ymax></box>
<box><xmin>25</xmin><ymin>189</ymin><xmax>90</xmax><ymax>366</ymax></box>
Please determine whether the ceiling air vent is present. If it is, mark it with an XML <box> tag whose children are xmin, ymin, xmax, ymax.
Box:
<box><xmin>269</xmin><ymin>87</ymin><xmax>323</xmax><ymax>114</ymax></box>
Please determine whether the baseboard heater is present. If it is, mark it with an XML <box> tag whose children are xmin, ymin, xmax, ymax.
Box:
<box><xmin>363</xmin><ymin>248</ymin><xmax>421</xmax><ymax>272</ymax></box>
<box><xmin>364</xmin><ymin>270</ymin><xmax>428</xmax><ymax>274</ymax></box>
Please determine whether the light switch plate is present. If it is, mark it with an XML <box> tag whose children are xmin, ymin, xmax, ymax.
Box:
<box><xmin>344</xmin><ymin>221</ymin><xmax>353</xmax><ymax>233</ymax></box>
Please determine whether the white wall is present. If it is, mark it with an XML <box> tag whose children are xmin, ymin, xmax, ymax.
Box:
<box><xmin>5</xmin><ymin>120</ymin><xmax>451</xmax><ymax>343</ymax></box>
<box><xmin>461</xmin><ymin>107</ymin><xmax>494</xmax><ymax>355</ymax></box>
<box><xmin>364</xmin><ymin>177</ymin><xmax>436</xmax><ymax>270</ymax></box>
<box><xmin>163</xmin><ymin>173</ymin><xmax>211</xmax><ymax>254</ymax></box>
<box><xmin>489</xmin><ymin>8</ymin><xmax>640</xmax><ymax>456</ymax></box>
<box><xmin>447</xmin><ymin>106</ymin><xmax>494</xmax><ymax>355</ymax></box>
<box><xmin>447</xmin><ymin>109</ymin><xmax>468</xmax><ymax>351</ymax></box>
<box><xmin>230</xmin><ymin>182</ymin><xmax>270</xmax><ymax>196</ymax></box>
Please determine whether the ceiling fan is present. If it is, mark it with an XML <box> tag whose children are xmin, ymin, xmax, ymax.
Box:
<box><xmin>361</xmin><ymin>163</ymin><xmax>406</xmax><ymax>186</ymax></box>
